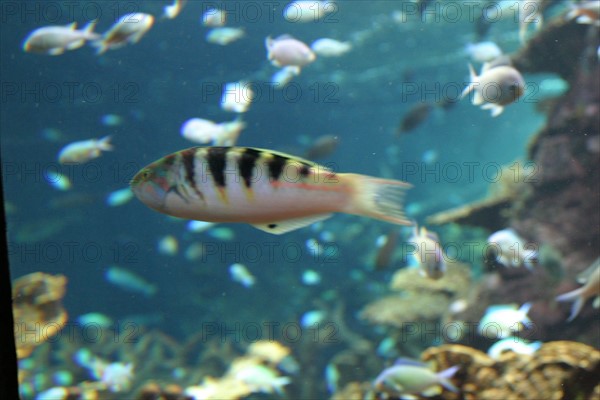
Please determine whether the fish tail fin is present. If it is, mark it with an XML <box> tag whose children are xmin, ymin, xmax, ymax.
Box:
<box><xmin>437</xmin><ymin>365</ymin><xmax>460</xmax><ymax>393</ymax></box>
<box><xmin>461</xmin><ymin>64</ymin><xmax>478</xmax><ymax>99</ymax></box>
<box><xmin>556</xmin><ymin>288</ymin><xmax>585</xmax><ymax>322</ymax></box>
<box><xmin>83</xmin><ymin>19</ymin><xmax>98</xmax><ymax>36</ymax></box>
<box><xmin>97</xmin><ymin>135</ymin><xmax>114</xmax><ymax>151</ymax></box>
<box><xmin>92</xmin><ymin>40</ymin><xmax>108</xmax><ymax>55</ymax></box>
<box><xmin>342</xmin><ymin>173</ymin><xmax>412</xmax><ymax>226</ymax></box>
<box><xmin>519</xmin><ymin>302</ymin><xmax>532</xmax><ymax>316</ymax></box>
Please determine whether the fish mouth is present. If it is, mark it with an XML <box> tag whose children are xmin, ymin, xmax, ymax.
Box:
<box><xmin>130</xmin><ymin>169</ymin><xmax>168</xmax><ymax>210</ymax></box>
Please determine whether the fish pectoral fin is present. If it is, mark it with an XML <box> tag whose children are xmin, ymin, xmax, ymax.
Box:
<box><xmin>251</xmin><ymin>213</ymin><xmax>332</xmax><ymax>235</ymax></box>
<box><xmin>48</xmin><ymin>47</ymin><xmax>65</xmax><ymax>56</ymax></box>
<box><xmin>481</xmin><ymin>103</ymin><xmax>504</xmax><ymax>117</ymax></box>
<box><xmin>66</xmin><ymin>39</ymin><xmax>85</xmax><ymax>50</ymax></box>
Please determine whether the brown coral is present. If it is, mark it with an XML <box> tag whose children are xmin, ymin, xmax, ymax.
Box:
<box><xmin>420</xmin><ymin>341</ymin><xmax>600</xmax><ymax>400</ymax></box>
<box><xmin>12</xmin><ymin>272</ymin><xmax>68</xmax><ymax>359</ymax></box>
<box><xmin>360</xmin><ymin>263</ymin><xmax>471</xmax><ymax>328</ymax></box>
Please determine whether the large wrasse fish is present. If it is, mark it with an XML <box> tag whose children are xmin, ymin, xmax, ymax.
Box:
<box><xmin>131</xmin><ymin>147</ymin><xmax>412</xmax><ymax>234</ymax></box>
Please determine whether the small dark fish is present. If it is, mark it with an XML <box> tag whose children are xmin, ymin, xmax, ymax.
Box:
<box><xmin>374</xmin><ymin>230</ymin><xmax>399</xmax><ymax>271</ymax></box>
<box><xmin>417</xmin><ymin>0</ymin><xmax>435</xmax><ymax>18</ymax></box>
<box><xmin>304</xmin><ymin>135</ymin><xmax>340</xmax><ymax>160</ymax></box>
<box><xmin>397</xmin><ymin>103</ymin><xmax>433</xmax><ymax>135</ymax></box>
<box><xmin>474</xmin><ymin>3</ymin><xmax>494</xmax><ymax>40</ymax></box>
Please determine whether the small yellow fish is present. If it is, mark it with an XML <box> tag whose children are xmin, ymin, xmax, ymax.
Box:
<box><xmin>58</xmin><ymin>135</ymin><xmax>113</xmax><ymax>164</ymax></box>
<box><xmin>131</xmin><ymin>147</ymin><xmax>412</xmax><ymax>234</ymax></box>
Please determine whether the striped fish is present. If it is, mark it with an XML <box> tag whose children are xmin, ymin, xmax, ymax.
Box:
<box><xmin>130</xmin><ymin>147</ymin><xmax>412</xmax><ymax>234</ymax></box>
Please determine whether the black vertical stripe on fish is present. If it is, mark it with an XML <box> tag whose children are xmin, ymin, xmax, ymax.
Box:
<box><xmin>238</xmin><ymin>148</ymin><xmax>261</xmax><ymax>188</ymax></box>
<box><xmin>267</xmin><ymin>154</ymin><xmax>288</xmax><ymax>182</ymax></box>
<box><xmin>180</xmin><ymin>148</ymin><xmax>204</xmax><ymax>201</ymax></box>
<box><xmin>299</xmin><ymin>163</ymin><xmax>311</xmax><ymax>178</ymax></box>
<box><xmin>180</xmin><ymin>149</ymin><xmax>197</xmax><ymax>187</ymax></box>
<box><xmin>206</xmin><ymin>147</ymin><xmax>228</xmax><ymax>188</ymax></box>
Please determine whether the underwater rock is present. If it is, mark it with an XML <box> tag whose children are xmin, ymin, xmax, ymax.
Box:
<box><xmin>426</xmin><ymin>197</ymin><xmax>512</xmax><ymax>232</ymax></box>
<box><xmin>421</xmin><ymin>341</ymin><xmax>600</xmax><ymax>400</ymax></box>
<box><xmin>511</xmin><ymin>16</ymin><xmax>594</xmax><ymax>80</ymax></box>
<box><xmin>12</xmin><ymin>272</ymin><xmax>68</xmax><ymax>359</ymax></box>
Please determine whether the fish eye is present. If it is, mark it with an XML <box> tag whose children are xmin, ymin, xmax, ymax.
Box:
<box><xmin>140</xmin><ymin>169</ymin><xmax>152</xmax><ymax>180</ymax></box>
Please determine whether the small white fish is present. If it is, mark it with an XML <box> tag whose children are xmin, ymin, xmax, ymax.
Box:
<box><xmin>45</xmin><ymin>170</ymin><xmax>72</xmax><ymax>191</ymax></box>
<box><xmin>464</xmin><ymin>41</ymin><xmax>502</xmax><ymax>63</ymax></box>
<box><xmin>76</xmin><ymin>312</ymin><xmax>113</xmax><ymax>328</ymax></box>
<box><xmin>23</xmin><ymin>21</ymin><xmax>99</xmax><ymax>55</ymax></box>
<box><xmin>409</xmin><ymin>225</ymin><xmax>446</xmax><ymax>280</ymax></box>
<box><xmin>97</xmin><ymin>362</ymin><xmax>134</xmax><ymax>392</ymax></box>
<box><xmin>202</xmin><ymin>8</ymin><xmax>227</xmax><ymax>27</ymax></box>
<box><xmin>271</xmin><ymin>66</ymin><xmax>301</xmax><ymax>88</ymax></box>
<box><xmin>487</xmin><ymin>228</ymin><xmax>537</xmax><ymax>270</ymax></box>
<box><xmin>556</xmin><ymin>258</ymin><xmax>600</xmax><ymax>321</ymax></box>
<box><xmin>300</xmin><ymin>310</ymin><xmax>325</xmax><ymax>327</ymax></box>
<box><xmin>206</xmin><ymin>27</ymin><xmax>245</xmax><ymax>45</ymax></box>
<box><xmin>181</xmin><ymin>118</ymin><xmax>220</xmax><ymax>144</ymax></box>
<box><xmin>478</xmin><ymin>303</ymin><xmax>532</xmax><ymax>339</ymax></box>
<box><xmin>157</xmin><ymin>235</ymin><xmax>178</xmax><ymax>256</ymax></box>
<box><xmin>461</xmin><ymin>60</ymin><xmax>525</xmax><ymax>117</ymax></box>
<box><xmin>105</xmin><ymin>266</ymin><xmax>157</xmax><ymax>297</ymax></box>
<box><xmin>94</xmin><ymin>13</ymin><xmax>154</xmax><ymax>54</ymax></box>
<box><xmin>58</xmin><ymin>135</ymin><xmax>113</xmax><ymax>164</ymax></box>
<box><xmin>283</xmin><ymin>1</ymin><xmax>335</xmax><ymax>23</ymax></box>
<box><xmin>310</xmin><ymin>38</ymin><xmax>352</xmax><ymax>57</ymax></box>
<box><xmin>106</xmin><ymin>188</ymin><xmax>134</xmax><ymax>207</ymax></box>
<box><xmin>374</xmin><ymin>358</ymin><xmax>459</xmax><ymax>396</ymax></box>
<box><xmin>566</xmin><ymin>0</ymin><xmax>600</xmax><ymax>27</ymax></box>
<box><xmin>487</xmin><ymin>337</ymin><xmax>542</xmax><ymax>360</ymax></box>
<box><xmin>302</xmin><ymin>269</ymin><xmax>321</xmax><ymax>285</ymax></box>
<box><xmin>215</xmin><ymin>119</ymin><xmax>246</xmax><ymax>146</ymax></box>
<box><xmin>229</xmin><ymin>263</ymin><xmax>256</xmax><ymax>287</ymax></box>
<box><xmin>186</xmin><ymin>220</ymin><xmax>216</xmax><ymax>232</ymax></box>
<box><xmin>163</xmin><ymin>0</ymin><xmax>187</xmax><ymax>19</ymax></box>
<box><xmin>221</xmin><ymin>82</ymin><xmax>254</xmax><ymax>113</ymax></box>
<box><xmin>266</xmin><ymin>35</ymin><xmax>316</xmax><ymax>69</ymax></box>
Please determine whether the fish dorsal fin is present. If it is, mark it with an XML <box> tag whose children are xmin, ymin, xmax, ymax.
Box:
<box><xmin>252</xmin><ymin>213</ymin><xmax>332</xmax><ymax>235</ymax></box>
<box><xmin>393</xmin><ymin>357</ymin><xmax>427</xmax><ymax>368</ymax></box>
<box><xmin>244</xmin><ymin>147</ymin><xmax>326</xmax><ymax>170</ymax></box>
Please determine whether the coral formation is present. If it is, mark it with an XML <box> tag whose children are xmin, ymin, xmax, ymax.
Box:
<box><xmin>333</xmin><ymin>341</ymin><xmax>600</xmax><ymax>400</ymax></box>
<box><xmin>12</xmin><ymin>272</ymin><xmax>68</xmax><ymax>359</ymax></box>
<box><xmin>360</xmin><ymin>262</ymin><xmax>471</xmax><ymax>328</ymax></box>
<box><xmin>421</xmin><ymin>341</ymin><xmax>600</xmax><ymax>400</ymax></box>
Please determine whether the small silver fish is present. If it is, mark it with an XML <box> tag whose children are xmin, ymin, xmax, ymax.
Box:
<box><xmin>131</xmin><ymin>147</ymin><xmax>412</xmax><ymax>234</ymax></box>
<box><xmin>374</xmin><ymin>358</ymin><xmax>459</xmax><ymax>396</ymax></box>
<box><xmin>23</xmin><ymin>21</ymin><xmax>99</xmax><ymax>55</ymax></box>
<box><xmin>461</xmin><ymin>59</ymin><xmax>525</xmax><ymax>117</ymax></box>
<box><xmin>409</xmin><ymin>225</ymin><xmax>446</xmax><ymax>279</ymax></box>
<box><xmin>58</xmin><ymin>135</ymin><xmax>113</xmax><ymax>164</ymax></box>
